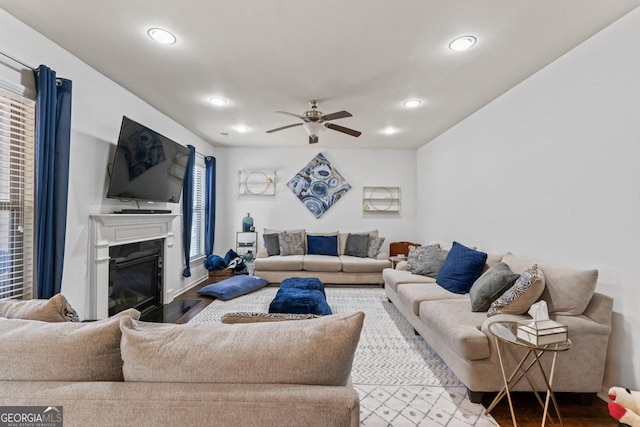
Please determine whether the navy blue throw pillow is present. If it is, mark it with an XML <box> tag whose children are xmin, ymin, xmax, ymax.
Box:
<box><xmin>306</xmin><ymin>235</ymin><xmax>339</xmax><ymax>256</ymax></box>
<box><xmin>436</xmin><ymin>242</ymin><xmax>488</xmax><ymax>294</ymax></box>
<box><xmin>224</xmin><ymin>249</ymin><xmax>246</xmax><ymax>272</ymax></box>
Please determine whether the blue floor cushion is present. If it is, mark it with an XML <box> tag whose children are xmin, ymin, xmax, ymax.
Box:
<box><xmin>197</xmin><ymin>275</ymin><xmax>268</xmax><ymax>301</ymax></box>
<box><xmin>280</xmin><ymin>277</ymin><xmax>326</xmax><ymax>296</ymax></box>
<box><xmin>269</xmin><ymin>286</ymin><xmax>332</xmax><ymax>316</ymax></box>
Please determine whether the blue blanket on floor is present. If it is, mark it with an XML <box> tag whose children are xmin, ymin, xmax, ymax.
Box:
<box><xmin>269</xmin><ymin>278</ymin><xmax>332</xmax><ymax>315</ymax></box>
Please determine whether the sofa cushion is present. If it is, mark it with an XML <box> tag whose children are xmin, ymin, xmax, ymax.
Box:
<box><xmin>0</xmin><ymin>293</ymin><xmax>79</xmax><ymax>322</ymax></box>
<box><xmin>344</xmin><ymin>233</ymin><xmax>370</xmax><ymax>258</ymax></box>
<box><xmin>419</xmin><ymin>299</ymin><xmax>491</xmax><ymax>361</ymax></box>
<box><xmin>383</xmin><ymin>268</ymin><xmax>436</xmax><ymax>292</ymax></box>
<box><xmin>397</xmin><ymin>283</ymin><xmax>467</xmax><ymax>316</ymax></box>
<box><xmin>278</xmin><ymin>232</ymin><xmax>305</xmax><ymax>256</ymax></box>
<box><xmin>339</xmin><ymin>230</ymin><xmax>377</xmax><ymax>255</ymax></box>
<box><xmin>0</xmin><ymin>308</ymin><xmax>140</xmax><ymax>381</ymax></box>
<box><xmin>469</xmin><ymin>263</ymin><xmax>520</xmax><ymax>312</ymax></box>
<box><xmin>488</xmin><ymin>264</ymin><xmax>545</xmax><ymax>317</ymax></box>
<box><xmin>197</xmin><ymin>275</ymin><xmax>268</xmax><ymax>300</ymax></box>
<box><xmin>436</xmin><ymin>242</ymin><xmax>488</xmax><ymax>294</ymax></box>
<box><xmin>263</xmin><ymin>233</ymin><xmax>280</xmax><ymax>256</ymax></box>
<box><xmin>303</xmin><ymin>254</ymin><xmax>342</xmax><ymax>272</ymax></box>
<box><xmin>254</xmin><ymin>255</ymin><xmax>304</xmax><ymax>271</ymax></box>
<box><xmin>120</xmin><ymin>312</ymin><xmax>364</xmax><ymax>386</ymax></box>
<box><xmin>502</xmin><ymin>253</ymin><xmax>598</xmax><ymax>315</ymax></box>
<box><xmin>341</xmin><ymin>256</ymin><xmax>391</xmax><ymax>273</ymax></box>
<box><xmin>306</xmin><ymin>235</ymin><xmax>339</xmax><ymax>256</ymax></box>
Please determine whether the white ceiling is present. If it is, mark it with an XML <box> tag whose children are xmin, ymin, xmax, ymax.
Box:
<box><xmin>1</xmin><ymin>1</ymin><xmax>639</xmax><ymax>149</ymax></box>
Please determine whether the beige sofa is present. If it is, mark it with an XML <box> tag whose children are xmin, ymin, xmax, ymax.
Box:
<box><xmin>383</xmin><ymin>242</ymin><xmax>613</xmax><ymax>403</ymax></box>
<box><xmin>0</xmin><ymin>298</ymin><xmax>364</xmax><ymax>427</ymax></box>
<box><xmin>254</xmin><ymin>229</ymin><xmax>391</xmax><ymax>285</ymax></box>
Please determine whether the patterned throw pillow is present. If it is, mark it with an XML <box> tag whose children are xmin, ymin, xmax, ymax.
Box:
<box><xmin>367</xmin><ymin>236</ymin><xmax>385</xmax><ymax>258</ymax></box>
<box><xmin>406</xmin><ymin>244</ymin><xmax>440</xmax><ymax>272</ymax></box>
<box><xmin>487</xmin><ymin>264</ymin><xmax>546</xmax><ymax>317</ymax></box>
<box><xmin>411</xmin><ymin>246</ymin><xmax>449</xmax><ymax>278</ymax></box>
<box><xmin>278</xmin><ymin>232</ymin><xmax>304</xmax><ymax>256</ymax></box>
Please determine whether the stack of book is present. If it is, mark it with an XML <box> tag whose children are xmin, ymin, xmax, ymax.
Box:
<box><xmin>516</xmin><ymin>319</ymin><xmax>568</xmax><ymax>346</ymax></box>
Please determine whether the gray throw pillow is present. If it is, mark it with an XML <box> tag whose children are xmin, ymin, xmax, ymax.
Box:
<box><xmin>263</xmin><ymin>233</ymin><xmax>280</xmax><ymax>256</ymax></box>
<box><xmin>411</xmin><ymin>246</ymin><xmax>449</xmax><ymax>278</ymax></box>
<box><xmin>469</xmin><ymin>262</ymin><xmax>520</xmax><ymax>312</ymax></box>
<box><xmin>344</xmin><ymin>233</ymin><xmax>370</xmax><ymax>258</ymax></box>
<box><xmin>278</xmin><ymin>232</ymin><xmax>304</xmax><ymax>256</ymax></box>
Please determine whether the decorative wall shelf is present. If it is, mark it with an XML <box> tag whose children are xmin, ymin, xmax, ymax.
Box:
<box><xmin>238</xmin><ymin>170</ymin><xmax>275</xmax><ymax>196</ymax></box>
<box><xmin>363</xmin><ymin>186</ymin><xmax>400</xmax><ymax>213</ymax></box>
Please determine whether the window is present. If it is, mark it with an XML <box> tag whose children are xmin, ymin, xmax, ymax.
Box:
<box><xmin>0</xmin><ymin>87</ymin><xmax>35</xmax><ymax>300</ymax></box>
<box><xmin>189</xmin><ymin>156</ymin><xmax>205</xmax><ymax>260</ymax></box>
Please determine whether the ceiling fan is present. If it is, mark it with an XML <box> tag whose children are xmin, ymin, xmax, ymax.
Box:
<box><xmin>265</xmin><ymin>100</ymin><xmax>362</xmax><ymax>144</ymax></box>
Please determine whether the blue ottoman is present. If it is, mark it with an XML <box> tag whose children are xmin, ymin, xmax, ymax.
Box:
<box><xmin>268</xmin><ymin>278</ymin><xmax>332</xmax><ymax>315</ymax></box>
<box><xmin>280</xmin><ymin>277</ymin><xmax>326</xmax><ymax>296</ymax></box>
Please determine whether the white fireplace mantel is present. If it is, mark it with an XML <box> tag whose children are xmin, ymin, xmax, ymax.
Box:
<box><xmin>88</xmin><ymin>214</ymin><xmax>179</xmax><ymax>319</ymax></box>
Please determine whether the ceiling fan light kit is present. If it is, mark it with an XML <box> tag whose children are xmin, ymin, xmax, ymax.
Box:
<box><xmin>266</xmin><ymin>100</ymin><xmax>361</xmax><ymax>144</ymax></box>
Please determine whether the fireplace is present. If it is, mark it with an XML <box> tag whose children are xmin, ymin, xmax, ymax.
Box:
<box><xmin>89</xmin><ymin>214</ymin><xmax>179</xmax><ymax>319</ymax></box>
<box><xmin>109</xmin><ymin>239</ymin><xmax>163</xmax><ymax>316</ymax></box>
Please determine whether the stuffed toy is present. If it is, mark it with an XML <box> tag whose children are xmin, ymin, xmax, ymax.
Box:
<box><xmin>609</xmin><ymin>386</ymin><xmax>640</xmax><ymax>427</ymax></box>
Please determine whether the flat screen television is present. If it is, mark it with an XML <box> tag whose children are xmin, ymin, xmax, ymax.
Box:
<box><xmin>107</xmin><ymin>116</ymin><xmax>190</xmax><ymax>203</ymax></box>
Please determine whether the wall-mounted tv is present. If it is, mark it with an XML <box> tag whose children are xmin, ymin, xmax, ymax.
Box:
<box><xmin>107</xmin><ymin>116</ymin><xmax>190</xmax><ymax>203</ymax></box>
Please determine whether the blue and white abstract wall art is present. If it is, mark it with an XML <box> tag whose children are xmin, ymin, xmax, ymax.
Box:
<box><xmin>287</xmin><ymin>153</ymin><xmax>351</xmax><ymax>218</ymax></box>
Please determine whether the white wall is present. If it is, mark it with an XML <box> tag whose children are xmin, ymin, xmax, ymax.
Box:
<box><xmin>0</xmin><ymin>10</ymin><xmax>221</xmax><ymax>318</ymax></box>
<box><xmin>416</xmin><ymin>8</ymin><xmax>640</xmax><ymax>391</ymax></box>
<box><xmin>217</xmin><ymin>147</ymin><xmax>417</xmax><ymax>253</ymax></box>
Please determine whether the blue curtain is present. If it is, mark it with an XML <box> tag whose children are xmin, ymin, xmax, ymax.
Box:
<box><xmin>181</xmin><ymin>145</ymin><xmax>196</xmax><ymax>277</ymax></box>
<box><xmin>204</xmin><ymin>156</ymin><xmax>216</xmax><ymax>256</ymax></box>
<box><xmin>34</xmin><ymin>65</ymin><xmax>73</xmax><ymax>299</ymax></box>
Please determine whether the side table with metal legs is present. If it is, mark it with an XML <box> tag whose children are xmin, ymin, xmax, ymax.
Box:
<box><xmin>485</xmin><ymin>321</ymin><xmax>571</xmax><ymax>427</ymax></box>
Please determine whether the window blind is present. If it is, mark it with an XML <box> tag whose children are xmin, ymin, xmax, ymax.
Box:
<box><xmin>189</xmin><ymin>158</ymin><xmax>205</xmax><ymax>260</ymax></box>
<box><xmin>0</xmin><ymin>87</ymin><xmax>35</xmax><ymax>300</ymax></box>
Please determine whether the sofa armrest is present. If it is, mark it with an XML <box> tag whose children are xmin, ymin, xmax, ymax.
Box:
<box><xmin>582</xmin><ymin>292</ymin><xmax>613</xmax><ymax>326</ymax></box>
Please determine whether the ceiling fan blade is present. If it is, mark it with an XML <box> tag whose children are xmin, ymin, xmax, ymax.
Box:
<box><xmin>309</xmin><ymin>135</ymin><xmax>319</xmax><ymax>144</ymax></box>
<box><xmin>325</xmin><ymin>123</ymin><xmax>362</xmax><ymax>137</ymax></box>
<box><xmin>276</xmin><ymin>111</ymin><xmax>306</xmax><ymax>120</ymax></box>
<box><xmin>322</xmin><ymin>110</ymin><xmax>352</xmax><ymax>121</ymax></box>
<box><xmin>265</xmin><ymin>123</ymin><xmax>303</xmax><ymax>133</ymax></box>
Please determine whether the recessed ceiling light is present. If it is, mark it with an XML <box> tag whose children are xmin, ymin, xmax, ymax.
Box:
<box><xmin>449</xmin><ymin>36</ymin><xmax>476</xmax><ymax>51</ymax></box>
<box><xmin>235</xmin><ymin>125</ymin><xmax>250</xmax><ymax>133</ymax></box>
<box><xmin>208</xmin><ymin>97</ymin><xmax>228</xmax><ymax>106</ymax></box>
<box><xmin>147</xmin><ymin>28</ymin><xmax>176</xmax><ymax>45</ymax></box>
<box><xmin>402</xmin><ymin>99</ymin><xmax>422</xmax><ymax>108</ymax></box>
<box><xmin>382</xmin><ymin>127</ymin><xmax>397</xmax><ymax>135</ymax></box>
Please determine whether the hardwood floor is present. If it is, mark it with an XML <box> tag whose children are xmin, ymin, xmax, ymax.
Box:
<box><xmin>175</xmin><ymin>281</ymin><xmax>615</xmax><ymax>426</ymax></box>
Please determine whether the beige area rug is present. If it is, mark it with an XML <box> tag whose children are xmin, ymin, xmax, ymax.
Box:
<box><xmin>191</xmin><ymin>286</ymin><xmax>498</xmax><ymax>426</ymax></box>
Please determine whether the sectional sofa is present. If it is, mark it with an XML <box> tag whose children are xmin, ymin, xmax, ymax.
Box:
<box><xmin>0</xmin><ymin>296</ymin><xmax>364</xmax><ymax>427</ymax></box>
<box><xmin>254</xmin><ymin>229</ymin><xmax>391</xmax><ymax>285</ymax></box>
<box><xmin>383</xmin><ymin>241</ymin><xmax>613</xmax><ymax>402</ymax></box>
